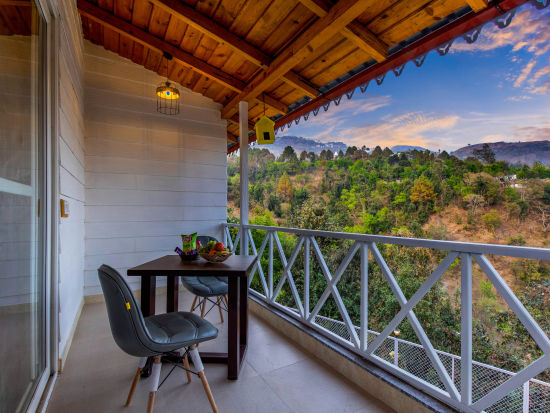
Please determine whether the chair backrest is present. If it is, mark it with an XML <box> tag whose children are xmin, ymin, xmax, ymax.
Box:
<box><xmin>197</xmin><ymin>235</ymin><xmax>218</xmax><ymax>247</ymax></box>
<box><xmin>97</xmin><ymin>264</ymin><xmax>157</xmax><ymax>357</ymax></box>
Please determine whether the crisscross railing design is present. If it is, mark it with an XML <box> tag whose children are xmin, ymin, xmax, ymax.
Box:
<box><xmin>223</xmin><ymin>223</ymin><xmax>550</xmax><ymax>413</ymax></box>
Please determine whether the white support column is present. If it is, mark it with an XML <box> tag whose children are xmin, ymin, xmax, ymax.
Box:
<box><xmin>239</xmin><ymin>101</ymin><xmax>249</xmax><ymax>256</ymax></box>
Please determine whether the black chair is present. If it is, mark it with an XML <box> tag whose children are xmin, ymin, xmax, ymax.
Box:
<box><xmin>98</xmin><ymin>264</ymin><xmax>219</xmax><ymax>413</ymax></box>
<box><xmin>181</xmin><ymin>235</ymin><xmax>228</xmax><ymax>323</ymax></box>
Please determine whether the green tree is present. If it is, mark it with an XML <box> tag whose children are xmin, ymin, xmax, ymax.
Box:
<box><xmin>276</xmin><ymin>172</ymin><xmax>295</xmax><ymax>201</ymax></box>
<box><xmin>473</xmin><ymin>143</ymin><xmax>496</xmax><ymax>164</ymax></box>
<box><xmin>482</xmin><ymin>210</ymin><xmax>502</xmax><ymax>232</ymax></box>
<box><xmin>410</xmin><ymin>176</ymin><xmax>436</xmax><ymax>203</ymax></box>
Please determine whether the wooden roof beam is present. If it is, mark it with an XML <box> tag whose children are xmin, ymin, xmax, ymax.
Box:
<box><xmin>148</xmin><ymin>0</ymin><xmax>319</xmax><ymax>99</ymax></box>
<box><xmin>229</xmin><ymin>116</ymin><xmax>255</xmax><ymax>132</ymax></box>
<box><xmin>221</xmin><ymin>0</ymin><xmax>373</xmax><ymax>119</ymax></box>
<box><xmin>466</xmin><ymin>0</ymin><xmax>489</xmax><ymax>11</ymax></box>
<box><xmin>227</xmin><ymin>132</ymin><xmax>238</xmax><ymax>143</ymax></box>
<box><xmin>77</xmin><ymin>0</ymin><xmax>288</xmax><ymax>114</ymax></box>
<box><xmin>297</xmin><ymin>0</ymin><xmax>388</xmax><ymax>62</ymax></box>
<box><xmin>254</xmin><ymin>95</ymin><xmax>288</xmax><ymax>114</ymax></box>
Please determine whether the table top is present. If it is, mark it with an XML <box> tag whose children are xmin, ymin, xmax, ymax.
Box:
<box><xmin>127</xmin><ymin>254</ymin><xmax>257</xmax><ymax>277</ymax></box>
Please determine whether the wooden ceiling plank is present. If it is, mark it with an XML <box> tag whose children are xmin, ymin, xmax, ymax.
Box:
<box><xmin>147</xmin><ymin>4</ymin><xmax>171</xmax><ymax>39</ymax></box>
<box><xmin>356</xmin><ymin>0</ymin><xmax>397</xmax><ymax>25</ymax></box>
<box><xmin>297</xmin><ymin>0</ymin><xmax>387</xmax><ymax>62</ymax></box>
<box><xmin>466</xmin><ymin>0</ymin><xmax>488</xmax><ymax>11</ymax></box>
<box><xmin>369</xmin><ymin>0</ymin><xmax>433</xmax><ymax>35</ymax></box>
<box><xmin>213</xmin><ymin>0</ymin><xmax>247</xmax><ymax>28</ymax></box>
<box><xmin>113</xmin><ymin>0</ymin><xmax>133</xmax><ymax>21</ymax></box>
<box><xmin>149</xmin><ymin>0</ymin><xmax>269</xmax><ymax>67</ymax></box>
<box><xmin>78</xmin><ymin>0</ymin><xmax>245</xmax><ymax>92</ymax></box>
<box><xmin>97</xmin><ymin>0</ymin><xmax>114</xmax><ymax>12</ymax></box>
<box><xmin>130</xmin><ymin>0</ymin><xmax>152</xmax><ymax>29</ymax></box>
<box><xmin>221</xmin><ymin>0</ymin><xmax>372</xmax><ymax>119</ymax></box>
<box><xmin>379</xmin><ymin>0</ymin><xmax>465</xmax><ymax>45</ymax></box>
<box><xmin>149</xmin><ymin>0</ymin><xmax>319</xmax><ymax>99</ymax></box>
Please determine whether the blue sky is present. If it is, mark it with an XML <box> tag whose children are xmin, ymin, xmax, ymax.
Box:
<box><xmin>284</xmin><ymin>3</ymin><xmax>550</xmax><ymax>152</ymax></box>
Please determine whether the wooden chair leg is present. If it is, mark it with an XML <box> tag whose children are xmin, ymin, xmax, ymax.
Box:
<box><xmin>217</xmin><ymin>296</ymin><xmax>224</xmax><ymax>323</ymax></box>
<box><xmin>126</xmin><ymin>357</ymin><xmax>147</xmax><ymax>406</ymax></box>
<box><xmin>200</xmin><ymin>298</ymin><xmax>206</xmax><ymax>318</ymax></box>
<box><xmin>199</xmin><ymin>370</ymin><xmax>218</xmax><ymax>413</ymax></box>
<box><xmin>190</xmin><ymin>295</ymin><xmax>198</xmax><ymax>312</ymax></box>
<box><xmin>189</xmin><ymin>346</ymin><xmax>218</xmax><ymax>413</ymax></box>
<box><xmin>224</xmin><ymin>294</ymin><xmax>228</xmax><ymax>307</ymax></box>
<box><xmin>125</xmin><ymin>368</ymin><xmax>142</xmax><ymax>406</ymax></box>
<box><xmin>183</xmin><ymin>354</ymin><xmax>192</xmax><ymax>383</ymax></box>
<box><xmin>147</xmin><ymin>356</ymin><xmax>162</xmax><ymax>413</ymax></box>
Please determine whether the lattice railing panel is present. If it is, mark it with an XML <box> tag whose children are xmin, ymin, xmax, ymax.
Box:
<box><xmin>223</xmin><ymin>223</ymin><xmax>550</xmax><ymax>412</ymax></box>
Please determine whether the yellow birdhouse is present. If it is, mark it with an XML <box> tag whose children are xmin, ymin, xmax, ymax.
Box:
<box><xmin>255</xmin><ymin>116</ymin><xmax>275</xmax><ymax>145</ymax></box>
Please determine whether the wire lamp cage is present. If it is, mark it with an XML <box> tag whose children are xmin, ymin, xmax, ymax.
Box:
<box><xmin>156</xmin><ymin>52</ymin><xmax>180</xmax><ymax>115</ymax></box>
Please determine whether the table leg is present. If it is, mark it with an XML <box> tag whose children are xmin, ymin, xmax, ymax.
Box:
<box><xmin>239</xmin><ymin>275</ymin><xmax>248</xmax><ymax>362</ymax></box>
<box><xmin>140</xmin><ymin>276</ymin><xmax>156</xmax><ymax>317</ymax></box>
<box><xmin>166</xmin><ymin>275</ymin><xmax>179</xmax><ymax>313</ymax></box>
<box><xmin>140</xmin><ymin>276</ymin><xmax>156</xmax><ymax>378</ymax></box>
<box><xmin>227</xmin><ymin>276</ymin><xmax>240</xmax><ymax>380</ymax></box>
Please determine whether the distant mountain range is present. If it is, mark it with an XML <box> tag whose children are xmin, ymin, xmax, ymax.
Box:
<box><xmin>264</xmin><ymin>136</ymin><xmax>550</xmax><ymax>165</ymax></box>
<box><xmin>266</xmin><ymin>135</ymin><xmax>347</xmax><ymax>156</ymax></box>
<box><xmin>391</xmin><ymin>145</ymin><xmax>428</xmax><ymax>153</ymax></box>
<box><xmin>451</xmin><ymin>141</ymin><xmax>550</xmax><ymax>165</ymax></box>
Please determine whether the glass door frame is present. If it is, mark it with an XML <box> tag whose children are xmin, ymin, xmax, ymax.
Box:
<box><xmin>23</xmin><ymin>0</ymin><xmax>57</xmax><ymax>410</ymax></box>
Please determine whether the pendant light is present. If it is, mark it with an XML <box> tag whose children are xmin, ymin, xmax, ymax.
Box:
<box><xmin>156</xmin><ymin>52</ymin><xmax>180</xmax><ymax>115</ymax></box>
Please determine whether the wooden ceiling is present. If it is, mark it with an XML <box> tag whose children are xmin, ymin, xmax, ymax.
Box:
<box><xmin>75</xmin><ymin>0</ymin><xmax>494</xmax><ymax>148</ymax></box>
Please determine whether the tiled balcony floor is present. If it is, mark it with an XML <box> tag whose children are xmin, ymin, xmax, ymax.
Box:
<box><xmin>47</xmin><ymin>289</ymin><xmax>394</xmax><ymax>413</ymax></box>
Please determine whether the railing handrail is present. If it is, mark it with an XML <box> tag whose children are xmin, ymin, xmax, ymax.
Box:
<box><xmin>224</xmin><ymin>223</ymin><xmax>550</xmax><ymax>260</ymax></box>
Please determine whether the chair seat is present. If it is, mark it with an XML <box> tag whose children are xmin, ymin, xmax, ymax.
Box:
<box><xmin>145</xmin><ymin>312</ymin><xmax>218</xmax><ymax>352</ymax></box>
<box><xmin>181</xmin><ymin>276</ymin><xmax>228</xmax><ymax>297</ymax></box>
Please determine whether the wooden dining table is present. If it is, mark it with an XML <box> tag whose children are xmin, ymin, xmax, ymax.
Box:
<box><xmin>127</xmin><ymin>254</ymin><xmax>257</xmax><ymax>380</ymax></box>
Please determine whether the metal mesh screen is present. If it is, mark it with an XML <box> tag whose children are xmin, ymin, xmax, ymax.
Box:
<box><xmin>311</xmin><ymin>315</ymin><xmax>550</xmax><ymax>412</ymax></box>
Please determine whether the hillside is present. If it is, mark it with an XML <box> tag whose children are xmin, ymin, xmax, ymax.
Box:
<box><xmin>452</xmin><ymin>140</ymin><xmax>550</xmax><ymax>165</ymax></box>
<box><xmin>391</xmin><ymin>145</ymin><xmax>428</xmax><ymax>153</ymax></box>
<box><xmin>267</xmin><ymin>135</ymin><xmax>347</xmax><ymax>156</ymax></box>
<box><xmin>227</xmin><ymin>146</ymin><xmax>550</xmax><ymax>377</ymax></box>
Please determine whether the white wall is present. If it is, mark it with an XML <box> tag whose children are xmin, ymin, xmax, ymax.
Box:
<box><xmin>57</xmin><ymin>2</ymin><xmax>85</xmax><ymax>357</ymax></box>
<box><xmin>83</xmin><ymin>43</ymin><xmax>227</xmax><ymax>295</ymax></box>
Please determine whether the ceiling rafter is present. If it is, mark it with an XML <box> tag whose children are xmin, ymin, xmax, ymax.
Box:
<box><xmin>221</xmin><ymin>0</ymin><xmax>373</xmax><ymax>120</ymax></box>
<box><xmin>148</xmin><ymin>0</ymin><xmax>319</xmax><ymax>99</ymax></box>
<box><xmin>466</xmin><ymin>0</ymin><xmax>489</xmax><ymax>11</ymax></box>
<box><xmin>77</xmin><ymin>0</ymin><xmax>289</xmax><ymax>115</ymax></box>
<box><xmin>297</xmin><ymin>0</ymin><xmax>388</xmax><ymax>62</ymax></box>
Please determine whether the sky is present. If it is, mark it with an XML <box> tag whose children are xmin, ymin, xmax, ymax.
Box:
<box><xmin>283</xmin><ymin>3</ymin><xmax>550</xmax><ymax>152</ymax></box>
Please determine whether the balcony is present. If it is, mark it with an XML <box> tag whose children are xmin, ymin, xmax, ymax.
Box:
<box><xmin>2</xmin><ymin>0</ymin><xmax>549</xmax><ymax>412</ymax></box>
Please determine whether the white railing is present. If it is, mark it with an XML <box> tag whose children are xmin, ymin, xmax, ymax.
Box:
<box><xmin>223</xmin><ymin>223</ymin><xmax>550</xmax><ymax>413</ymax></box>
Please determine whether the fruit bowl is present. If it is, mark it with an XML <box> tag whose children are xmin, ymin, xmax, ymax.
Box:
<box><xmin>199</xmin><ymin>251</ymin><xmax>232</xmax><ymax>263</ymax></box>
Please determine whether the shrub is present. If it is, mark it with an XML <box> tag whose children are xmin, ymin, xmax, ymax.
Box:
<box><xmin>507</xmin><ymin>234</ymin><xmax>526</xmax><ymax>246</ymax></box>
<box><xmin>480</xmin><ymin>280</ymin><xmax>496</xmax><ymax>299</ymax></box>
<box><xmin>511</xmin><ymin>259</ymin><xmax>542</xmax><ymax>283</ymax></box>
<box><xmin>482</xmin><ymin>210</ymin><xmax>502</xmax><ymax>231</ymax></box>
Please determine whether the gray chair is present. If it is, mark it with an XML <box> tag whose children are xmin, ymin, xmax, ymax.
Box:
<box><xmin>181</xmin><ymin>235</ymin><xmax>228</xmax><ymax>323</ymax></box>
<box><xmin>98</xmin><ymin>264</ymin><xmax>219</xmax><ymax>413</ymax></box>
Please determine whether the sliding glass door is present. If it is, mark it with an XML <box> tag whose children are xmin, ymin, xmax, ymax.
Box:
<box><xmin>0</xmin><ymin>1</ymin><xmax>47</xmax><ymax>412</ymax></box>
